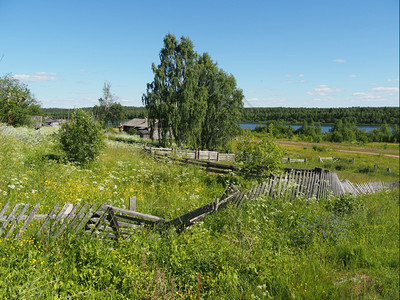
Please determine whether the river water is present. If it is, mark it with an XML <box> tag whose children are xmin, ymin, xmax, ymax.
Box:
<box><xmin>239</xmin><ymin>123</ymin><xmax>380</xmax><ymax>133</ymax></box>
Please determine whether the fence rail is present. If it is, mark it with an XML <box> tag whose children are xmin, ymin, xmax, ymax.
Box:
<box><xmin>1</xmin><ymin>169</ymin><xmax>398</xmax><ymax>241</ymax></box>
<box><xmin>144</xmin><ymin>146</ymin><xmax>236</xmax><ymax>162</ymax></box>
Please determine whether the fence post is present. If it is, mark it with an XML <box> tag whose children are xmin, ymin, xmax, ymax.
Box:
<box><xmin>129</xmin><ymin>197</ymin><xmax>136</xmax><ymax>211</ymax></box>
<box><xmin>217</xmin><ymin>152</ymin><xmax>220</xmax><ymax>162</ymax></box>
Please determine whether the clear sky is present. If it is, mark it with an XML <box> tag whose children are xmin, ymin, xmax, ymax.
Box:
<box><xmin>0</xmin><ymin>0</ymin><xmax>398</xmax><ymax>108</ymax></box>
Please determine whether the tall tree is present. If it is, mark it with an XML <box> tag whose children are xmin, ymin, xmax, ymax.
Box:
<box><xmin>0</xmin><ymin>74</ymin><xmax>41</xmax><ymax>126</ymax></box>
<box><xmin>93</xmin><ymin>82</ymin><xmax>123</xmax><ymax>127</ymax></box>
<box><xmin>143</xmin><ymin>34</ymin><xmax>204</xmax><ymax>146</ymax></box>
<box><xmin>198</xmin><ymin>53</ymin><xmax>244</xmax><ymax>149</ymax></box>
<box><xmin>143</xmin><ymin>34</ymin><xmax>243</xmax><ymax>149</ymax></box>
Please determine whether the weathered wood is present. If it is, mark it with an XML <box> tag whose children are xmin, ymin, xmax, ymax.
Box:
<box><xmin>74</xmin><ymin>203</ymin><xmax>98</xmax><ymax>233</ymax></box>
<box><xmin>0</xmin><ymin>203</ymin><xmax>22</xmax><ymax>235</ymax></box>
<box><xmin>129</xmin><ymin>197</ymin><xmax>136</xmax><ymax>211</ymax></box>
<box><xmin>69</xmin><ymin>203</ymin><xmax>89</xmax><ymax>230</ymax></box>
<box><xmin>0</xmin><ymin>202</ymin><xmax>10</xmax><ymax>220</ymax></box>
<box><xmin>54</xmin><ymin>203</ymin><xmax>81</xmax><ymax>238</ymax></box>
<box><xmin>106</xmin><ymin>209</ymin><xmax>120</xmax><ymax>240</ymax></box>
<box><xmin>6</xmin><ymin>203</ymin><xmax>30</xmax><ymax>238</ymax></box>
<box><xmin>15</xmin><ymin>202</ymin><xmax>41</xmax><ymax>240</ymax></box>
<box><xmin>166</xmin><ymin>203</ymin><xmax>214</xmax><ymax>227</ymax></box>
<box><xmin>37</xmin><ymin>202</ymin><xmax>60</xmax><ymax>235</ymax></box>
<box><xmin>106</xmin><ymin>206</ymin><xmax>163</xmax><ymax>222</ymax></box>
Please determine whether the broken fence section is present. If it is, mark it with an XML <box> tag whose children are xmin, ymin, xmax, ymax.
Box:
<box><xmin>1</xmin><ymin>169</ymin><xmax>398</xmax><ymax>241</ymax></box>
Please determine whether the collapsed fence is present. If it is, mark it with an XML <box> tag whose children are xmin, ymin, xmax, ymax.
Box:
<box><xmin>1</xmin><ymin>167</ymin><xmax>398</xmax><ymax>242</ymax></box>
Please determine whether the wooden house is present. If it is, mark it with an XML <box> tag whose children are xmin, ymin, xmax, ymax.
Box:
<box><xmin>122</xmin><ymin>118</ymin><xmax>159</xmax><ymax>139</ymax></box>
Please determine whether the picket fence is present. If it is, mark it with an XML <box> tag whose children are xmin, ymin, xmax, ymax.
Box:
<box><xmin>1</xmin><ymin>168</ymin><xmax>398</xmax><ymax>241</ymax></box>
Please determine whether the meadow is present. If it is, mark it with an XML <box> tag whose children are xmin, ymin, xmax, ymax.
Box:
<box><xmin>0</xmin><ymin>125</ymin><xmax>398</xmax><ymax>299</ymax></box>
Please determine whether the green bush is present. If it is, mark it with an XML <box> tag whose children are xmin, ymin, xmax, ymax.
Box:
<box><xmin>59</xmin><ymin>109</ymin><xmax>105</xmax><ymax>164</ymax></box>
<box><xmin>235</xmin><ymin>133</ymin><xmax>283</xmax><ymax>180</ymax></box>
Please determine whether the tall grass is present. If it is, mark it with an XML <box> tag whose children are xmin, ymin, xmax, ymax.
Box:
<box><xmin>0</xmin><ymin>125</ymin><xmax>398</xmax><ymax>298</ymax></box>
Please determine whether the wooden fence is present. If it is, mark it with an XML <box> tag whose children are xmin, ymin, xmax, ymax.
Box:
<box><xmin>1</xmin><ymin>170</ymin><xmax>398</xmax><ymax>241</ymax></box>
<box><xmin>145</xmin><ymin>146</ymin><xmax>308</xmax><ymax>164</ymax></box>
<box><xmin>144</xmin><ymin>146</ymin><xmax>236</xmax><ymax>162</ymax></box>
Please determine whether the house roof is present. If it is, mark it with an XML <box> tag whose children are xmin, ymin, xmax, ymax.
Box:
<box><xmin>123</xmin><ymin>118</ymin><xmax>148</xmax><ymax>129</ymax></box>
<box><xmin>123</xmin><ymin>118</ymin><xmax>159</xmax><ymax>129</ymax></box>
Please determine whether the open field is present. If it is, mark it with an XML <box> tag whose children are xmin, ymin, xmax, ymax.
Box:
<box><xmin>277</xmin><ymin>140</ymin><xmax>399</xmax><ymax>184</ymax></box>
<box><xmin>0</xmin><ymin>126</ymin><xmax>399</xmax><ymax>299</ymax></box>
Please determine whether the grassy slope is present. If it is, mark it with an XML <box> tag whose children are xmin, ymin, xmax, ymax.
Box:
<box><xmin>0</xmin><ymin>127</ymin><xmax>399</xmax><ymax>299</ymax></box>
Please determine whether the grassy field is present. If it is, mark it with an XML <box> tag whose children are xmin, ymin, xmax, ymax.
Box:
<box><xmin>0</xmin><ymin>126</ymin><xmax>399</xmax><ymax>299</ymax></box>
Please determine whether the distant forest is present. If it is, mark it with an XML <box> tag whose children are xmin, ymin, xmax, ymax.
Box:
<box><xmin>42</xmin><ymin>106</ymin><xmax>399</xmax><ymax>125</ymax></box>
<box><xmin>241</xmin><ymin>107</ymin><xmax>399</xmax><ymax>125</ymax></box>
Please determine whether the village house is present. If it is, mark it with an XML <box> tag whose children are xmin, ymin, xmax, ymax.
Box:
<box><xmin>122</xmin><ymin>118</ymin><xmax>159</xmax><ymax>139</ymax></box>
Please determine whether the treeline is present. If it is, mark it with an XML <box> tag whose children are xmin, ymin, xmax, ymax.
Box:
<box><xmin>41</xmin><ymin>106</ymin><xmax>147</xmax><ymax>120</ymax></box>
<box><xmin>43</xmin><ymin>106</ymin><xmax>399</xmax><ymax>126</ymax></box>
<box><xmin>242</xmin><ymin>107</ymin><xmax>399</xmax><ymax>125</ymax></box>
<box><xmin>254</xmin><ymin>120</ymin><xmax>400</xmax><ymax>143</ymax></box>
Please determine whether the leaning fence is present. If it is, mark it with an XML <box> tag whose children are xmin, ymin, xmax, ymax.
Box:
<box><xmin>1</xmin><ymin>167</ymin><xmax>398</xmax><ymax>242</ymax></box>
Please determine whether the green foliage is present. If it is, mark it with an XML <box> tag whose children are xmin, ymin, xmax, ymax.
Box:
<box><xmin>59</xmin><ymin>109</ymin><xmax>105</xmax><ymax>164</ymax></box>
<box><xmin>241</xmin><ymin>106</ymin><xmax>399</xmax><ymax>125</ymax></box>
<box><xmin>326</xmin><ymin>193</ymin><xmax>363</xmax><ymax>216</ymax></box>
<box><xmin>93</xmin><ymin>82</ymin><xmax>124</xmax><ymax>127</ymax></box>
<box><xmin>235</xmin><ymin>133</ymin><xmax>283</xmax><ymax>180</ymax></box>
<box><xmin>0</xmin><ymin>74</ymin><xmax>41</xmax><ymax>126</ymax></box>
<box><xmin>143</xmin><ymin>34</ymin><xmax>243</xmax><ymax>149</ymax></box>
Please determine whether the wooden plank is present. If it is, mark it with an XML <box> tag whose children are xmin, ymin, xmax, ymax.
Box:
<box><xmin>0</xmin><ymin>203</ymin><xmax>22</xmax><ymax>235</ymax></box>
<box><xmin>114</xmin><ymin>214</ymin><xmax>157</xmax><ymax>226</ymax></box>
<box><xmin>75</xmin><ymin>202</ymin><xmax>99</xmax><ymax>233</ymax></box>
<box><xmin>129</xmin><ymin>197</ymin><xmax>136</xmax><ymax>211</ymax></box>
<box><xmin>106</xmin><ymin>206</ymin><xmax>163</xmax><ymax>222</ymax></box>
<box><xmin>54</xmin><ymin>203</ymin><xmax>81</xmax><ymax>239</ymax></box>
<box><xmin>69</xmin><ymin>203</ymin><xmax>89</xmax><ymax>230</ymax></box>
<box><xmin>166</xmin><ymin>203</ymin><xmax>214</xmax><ymax>227</ymax></box>
<box><xmin>49</xmin><ymin>203</ymin><xmax>72</xmax><ymax>234</ymax></box>
<box><xmin>37</xmin><ymin>202</ymin><xmax>60</xmax><ymax>235</ymax></box>
<box><xmin>90</xmin><ymin>206</ymin><xmax>112</xmax><ymax>236</ymax></box>
<box><xmin>215</xmin><ymin>191</ymin><xmax>241</xmax><ymax>210</ymax></box>
<box><xmin>291</xmin><ymin>171</ymin><xmax>300</xmax><ymax>200</ymax></box>
<box><xmin>235</xmin><ymin>192</ymin><xmax>247</xmax><ymax>206</ymax></box>
<box><xmin>0</xmin><ymin>202</ymin><xmax>10</xmax><ymax>220</ymax></box>
<box><xmin>106</xmin><ymin>208</ymin><xmax>120</xmax><ymax>240</ymax></box>
<box><xmin>15</xmin><ymin>202</ymin><xmax>41</xmax><ymax>240</ymax></box>
<box><xmin>6</xmin><ymin>203</ymin><xmax>30</xmax><ymax>238</ymax></box>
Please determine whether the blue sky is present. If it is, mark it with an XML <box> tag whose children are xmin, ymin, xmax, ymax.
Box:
<box><xmin>0</xmin><ymin>0</ymin><xmax>398</xmax><ymax>108</ymax></box>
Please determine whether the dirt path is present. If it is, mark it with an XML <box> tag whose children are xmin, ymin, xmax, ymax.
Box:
<box><xmin>277</xmin><ymin>141</ymin><xmax>400</xmax><ymax>159</ymax></box>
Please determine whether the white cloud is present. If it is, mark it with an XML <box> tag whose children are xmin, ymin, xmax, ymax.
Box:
<box><xmin>352</xmin><ymin>86</ymin><xmax>399</xmax><ymax>102</ymax></box>
<box><xmin>372</xmin><ymin>87</ymin><xmax>399</xmax><ymax>92</ymax></box>
<box><xmin>298</xmin><ymin>74</ymin><xmax>304</xmax><ymax>78</ymax></box>
<box><xmin>387</xmin><ymin>78</ymin><xmax>399</xmax><ymax>83</ymax></box>
<box><xmin>307</xmin><ymin>85</ymin><xmax>341</xmax><ymax>96</ymax></box>
<box><xmin>333</xmin><ymin>58</ymin><xmax>345</xmax><ymax>63</ymax></box>
<box><xmin>13</xmin><ymin>72</ymin><xmax>58</xmax><ymax>82</ymax></box>
<box><xmin>349</xmin><ymin>74</ymin><xmax>357</xmax><ymax>78</ymax></box>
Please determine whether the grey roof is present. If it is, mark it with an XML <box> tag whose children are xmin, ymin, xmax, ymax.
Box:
<box><xmin>123</xmin><ymin>118</ymin><xmax>148</xmax><ymax>129</ymax></box>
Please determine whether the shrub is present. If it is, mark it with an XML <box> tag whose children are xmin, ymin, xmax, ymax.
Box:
<box><xmin>235</xmin><ymin>133</ymin><xmax>283</xmax><ymax>180</ymax></box>
<box><xmin>58</xmin><ymin>109</ymin><xmax>105</xmax><ymax>164</ymax></box>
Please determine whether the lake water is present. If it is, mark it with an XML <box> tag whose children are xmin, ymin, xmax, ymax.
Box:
<box><xmin>240</xmin><ymin>123</ymin><xmax>380</xmax><ymax>133</ymax></box>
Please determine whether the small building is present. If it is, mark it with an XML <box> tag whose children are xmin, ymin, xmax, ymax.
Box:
<box><xmin>43</xmin><ymin>117</ymin><xmax>60</xmax><ymax>127</ymax></box>
<box><xmin>122</xmin><ymin>118</ymin><xmax>159</xmax><ymax>139</ymax></box>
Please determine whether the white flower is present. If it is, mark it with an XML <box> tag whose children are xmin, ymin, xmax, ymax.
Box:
<box><xmin>8</xmin><ymin>184</ymin><xmax>15</xmax><ymax>189</ymax></box>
